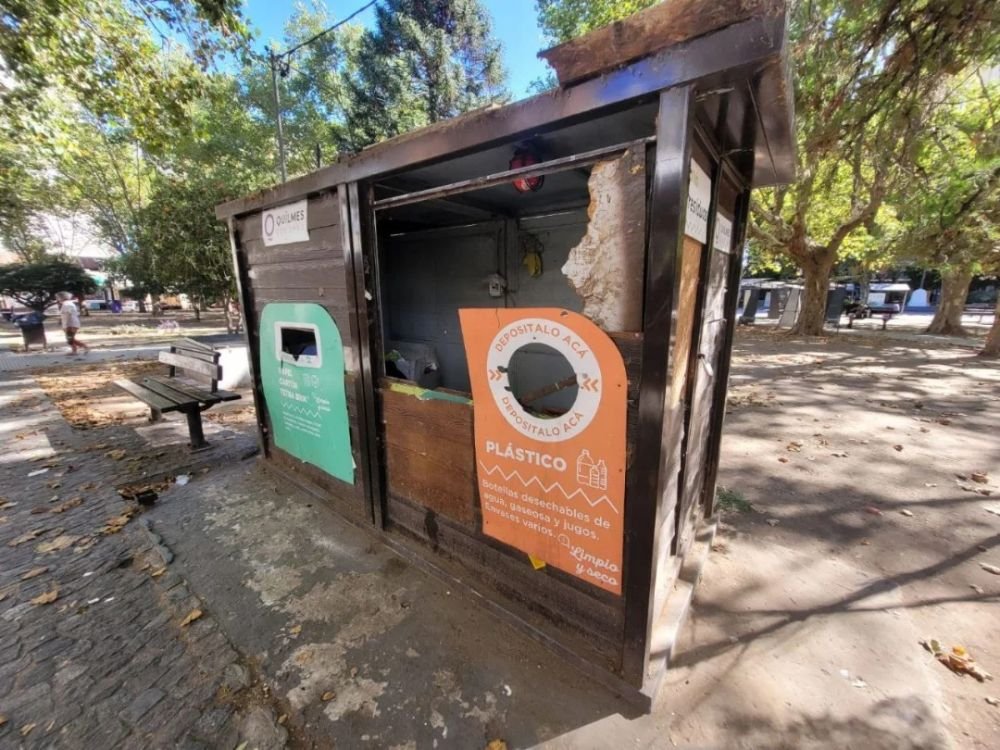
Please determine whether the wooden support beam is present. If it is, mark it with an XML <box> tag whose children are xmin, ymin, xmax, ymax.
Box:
<box><xmin>621</xmin><ymin>85</ymin><xmax>695</xmax><ymax>688</ymax></box>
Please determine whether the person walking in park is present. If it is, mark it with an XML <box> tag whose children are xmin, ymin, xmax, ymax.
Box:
<box><xmin>57</xmin><ymin>291</ymin><xmax>90</xmax><ymax>356</ymax></box>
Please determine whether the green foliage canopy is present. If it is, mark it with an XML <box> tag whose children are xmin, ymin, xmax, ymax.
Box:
<box><xmin>0</xmin><ymin>259</ymin><xmax>98</xmax><ymax>312</ymax></box>
<box><xmin>343</xmin><ymin>0</ymin><xmax>508</xmax><ymax>149</ymax></box>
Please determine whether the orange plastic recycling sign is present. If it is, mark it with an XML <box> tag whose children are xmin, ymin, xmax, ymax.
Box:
<box><xmin>460</xmin><ymin>308</ymin><xmax>627</xmax><ymax>595</ymax></box>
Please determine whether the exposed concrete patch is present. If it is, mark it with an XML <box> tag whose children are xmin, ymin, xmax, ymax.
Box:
<box><xmin>201</xmin><ymin>481</ymin><xmax>415</xmax><ymax>724</ymax></box>
<box><xmin>278</xmin><ymin>641</ymin><xmax>388</xmax><ymax>721</ymax></box>
<box><xmin>238</xmin><ymin>705</ymin><xmax>288</xmax><ymax>750</ymax></box>
<box><xmin>561</xmin><ymin>146</ymin><xmax>646</xmax><ymax>331</ymax></box>
<box><xmin>324</xmin><ymin>676</ymin><xmax>388</xmax><ymax>721</ymax></box>
<box><xmin>283</xmin><ymin>573</ymin><xmax>409</xmax><ymax>634</ymax></box>
<box><xmin>244</xmin><ymin>563</ymin><xmax>304</xmax><ymax>608</ymax></box>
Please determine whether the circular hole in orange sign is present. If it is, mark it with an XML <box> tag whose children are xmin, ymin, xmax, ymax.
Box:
<box><xmin>505</xmin><ymin>343</ymin><xmax>579</xmax><ymax>417</ymax></box>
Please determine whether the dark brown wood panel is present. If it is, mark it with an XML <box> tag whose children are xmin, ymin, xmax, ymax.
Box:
<box><xmin>385</xmin><ymin>492</ymin><xmax>624</xmax><ymax>668</ymax></box>
<box><xmin>251</xmin><ymin>286</ymin><xmax>349</xmax><ymax>305</ymax></box>
<box><xmin>269</xmin><ymin>445</ymin><xmax>366</xmax><ymax>514</ymax></box>
<box><xmin>247</xmin><ymin>258</ymin><xmax>347</xmax><ymax>290</ymax></box>
<box><xmin>238</xmin><ymin>192</ymin><xmax>340</xmax><ymax>243</ymax></box>
<box><xmin>243</xmin><ymin>225</ymin><xmax>343</xmax><ymax>265</ymax></box>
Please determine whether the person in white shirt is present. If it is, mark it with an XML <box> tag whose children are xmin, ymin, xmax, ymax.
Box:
<box><xmin>57</xmin><ymin>292</ymin><xmax>90</xmax><ymax>356</ymax></box>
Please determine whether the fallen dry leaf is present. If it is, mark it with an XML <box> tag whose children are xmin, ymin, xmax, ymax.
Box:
<box><xmin>923</xmin><ymin>639</ymin><xmax>993</xmax><ymax>682</ymax></box>
<box><xmin>321</xmin><ymin>691</ymin><xmax>336</xmax><ymax>702</ymax></box>
<box><xmin>971</xmin><ymin>472</ymin><xmax>989</xmax><ymax>484</ymax></box>
<box><xmin>777</xmin><ymin>456</ymin><xmax>789</xmax><ymax>463</ymax></box>
<box><xmin>900</xmin><ymin>509</ymin><xmax>914</xmax><ymax>517</ymax></box>
<box><xmin>864</xmin><ymin>506</ymin><xmax>884</xmax><ymax>516</ymax></box>
<box><xmin>486</xmin><ymin>741</ymin><xmax>508</xmax><ymax>750</ymax></box>
<box><xmin>831</xmin><ymin>451</ymin><xmax>848</xmax><ymax>458</ymax></box>
<box><xmin>980</xmin><ymin>563</ymin><xmax>1000</xmax><ymax>576</ymax></box>
<box><xmin>893</xmin><ymin>445</ymin><xmax>904</xmax><ymax>452</ymax></box>
<box><xmin>0</xmin><ymin>715</ymin><xmax>6</xmax><ymax>727</ymax></box>
<box><xmin>970</xmin><ymin>584</ymin><xmax>985</xmax><ymax>594</ymax></box>
<box><xmin>150</xmin><ymin>566</ymin><xmax>167</xmax><ymax>578</ymax></box>
<box><xmin>0</xmin><ymin>591</ymin><xmax>7</xmax><ymax>603</ymax></box>
<box><xmin>179</xmin><ymin>608</ymin><xmax>203</xmax><ymax>627</ymax></box>
<box><xmin>106</xmin><ymin>449</ymin><xmax>127</xmax><ymax>460</ymax></box>
<box><xmin>21</xmin><ymin>567</ymin><xmax>48</xmax><ymax>580</ymax></box>
<box><xmin>30</xmin><ymin>588</ymin><xmax>59</xmax><ymax>605</ymax></box>
<box><xmin>8</xmin><ymin>529</ymin><xmax>43</xmax><ymax>547</ymax></box>
<box><xmin>100</xmin><ymin>508</ymin><xmax>137</xmax><ymax>535</ymax></box>
<box><xmin>289</xmin><ymin>624</ymin><xmax>302</xmax><ymax>636</ymax></box>
<box><xmin>20</xmin><ymin>723</ymin><xmax>36</xmax><ymax>736</ymax></box>
<box><xmin>36</xmin><ymin>535</ymin><xmax>79</xmax><ymax>554</ymax></box>
<box><xmin>50</xmin><ymin>497</ymin><xmax>83</xmax><ymax>514</ymax></box>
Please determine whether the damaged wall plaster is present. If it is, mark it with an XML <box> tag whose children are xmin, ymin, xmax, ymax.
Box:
<box><xmin>561</xmin><ymin>146</ymin><xmax>646</xmax><ymax>331</ymax></box>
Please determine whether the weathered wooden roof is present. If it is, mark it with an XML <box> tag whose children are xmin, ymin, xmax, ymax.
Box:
<box><xmin>540</xmin><ymin>0</ymin><xmax>785</xmax><ymax>86</ymax></box>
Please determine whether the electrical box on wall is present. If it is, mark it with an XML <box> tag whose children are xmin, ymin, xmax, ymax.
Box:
<box><xmin>487</xmin><ymin>273</ymin><xmax>506</xmax><ymax>298</ymax></box>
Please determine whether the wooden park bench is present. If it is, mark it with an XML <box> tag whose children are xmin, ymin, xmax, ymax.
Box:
<box><xmin>846</xmin><ymin>303</ymin><xmax>899</xmax><ymax>331</ymax></box>
<box><xmin>114</xmin><ymin>339</ymin><xmax>241</xmax><ymax>450</ymax></box>
<box><xmin>963</xmin><ymin>305</ymin><xmax>996</xmax><ymax>324</ymax></box>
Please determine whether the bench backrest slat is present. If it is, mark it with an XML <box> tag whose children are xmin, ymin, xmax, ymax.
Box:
<box><xmin>159</xmin><ymin>350</ymin><xmax>222</xmax><ymax>386</ymax></box>
<box><xmin>169</xmin><ymin>345</ymin><xmax>219</xmax><ymax>364</ymax></box>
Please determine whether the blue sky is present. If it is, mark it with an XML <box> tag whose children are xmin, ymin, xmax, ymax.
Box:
<box><xmin>242</xmin><ymin>0</ymin><xmax>551</xmax><ymax>97</ymax></box>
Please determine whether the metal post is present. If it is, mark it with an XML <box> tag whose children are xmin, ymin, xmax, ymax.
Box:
<box><xmin>269</xmin><ymin>48</ymin><xmax>288</xmax><ymax>182</ymax></box>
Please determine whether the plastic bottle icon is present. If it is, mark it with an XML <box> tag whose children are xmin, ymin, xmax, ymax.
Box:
<box><xmin>577</xmin><ymin>450</ymin><xmax>594</xmax><ymax>485</ymax></box>
<box><xmin>592</xmin><ymin>459</ymin><xmax>608</xmax><ymax>491</ymax></box>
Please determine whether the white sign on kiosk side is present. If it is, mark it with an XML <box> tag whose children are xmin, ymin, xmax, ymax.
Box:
<box><xmin>713</xmin><ymin>213</ymin><xmax>734</xmax><ymax>252</ymax></box>
<box><xmin>262</xmin><ymin>200</ymin><xmax>310</xmax><ymax>247</ymax></box>
<box><xmin>685</xmin><ymin>161</ymin><xmax>711</xmax><ymax>243</ymax></box>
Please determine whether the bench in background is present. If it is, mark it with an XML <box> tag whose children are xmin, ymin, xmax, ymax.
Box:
<box><xmin>114</xmin><ymin>339</ymin><xmax>241</xmax><ymax>450</ymax></box>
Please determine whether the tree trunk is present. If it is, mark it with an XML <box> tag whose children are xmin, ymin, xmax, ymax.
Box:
<box><xmin>981</xmin><ymin>294</ymin><xmax>1000</xmax><ymax>357</ymax></box>
<box><xmin>926</xmin><ymin>268</ymin><xmax>972</xmax><ymax>336</ymax></box>
<box><xmin>192</xmin><ymin>301</ymin><xmax>201</xmax><ymax>322</ymax></box>
<box><xmin>790</xmin><ymin>253</ymin><xmax>835</xmax><ymax>335</ymax></box>
<box><xmin>859</xmin><ymin>269</ymin><xmax>871</xmax><ymax>304</ymax></box>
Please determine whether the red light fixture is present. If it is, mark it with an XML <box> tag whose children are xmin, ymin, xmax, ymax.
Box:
<box><xmin>510</xmin><ymin>148</ymin><xmax>544</xmax><ymax>193</ymax></box>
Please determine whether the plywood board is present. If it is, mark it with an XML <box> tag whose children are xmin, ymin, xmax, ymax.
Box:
<box><xmin>670</xmin><ymin>236</ymin><xmax>704</xmax><ymax>407</ymax></box>
<box><xmin>381</xmin><ymin>385</ymin><xmax>477</xmax><ymax>526</ymax></box>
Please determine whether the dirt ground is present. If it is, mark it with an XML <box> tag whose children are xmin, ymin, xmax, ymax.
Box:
<box><xmin>7</xmin><ymin>325</ymin><xmax>1000</xmax><ymax>748</ymax></box>
<box><xmin>685</xmin><ymin>327</ymin><xmax>1000</xmax><ymax>748</ymax></box>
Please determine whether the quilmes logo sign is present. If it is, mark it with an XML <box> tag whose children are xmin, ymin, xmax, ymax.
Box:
<box><xmin>262</xmin><ymin>200</ymin><xmax>309</xmax><ymax>247</ymax></box>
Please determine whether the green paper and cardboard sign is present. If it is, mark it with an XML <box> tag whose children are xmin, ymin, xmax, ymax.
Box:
<box><xmin>259</xmin><ymin>303</ymin><xmax>354</xmax><ymax>484</ymax></box>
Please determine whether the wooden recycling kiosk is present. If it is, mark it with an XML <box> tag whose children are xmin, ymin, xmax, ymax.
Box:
<box><xmin>218</xmin><ymin>0</ymin><xmax>795</xmax><ymax>706</ymax></box>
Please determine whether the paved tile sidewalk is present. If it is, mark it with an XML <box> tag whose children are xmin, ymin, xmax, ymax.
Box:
<box><xmin>0</xmin><ymin>344</ymin><xmax>166</xmax><ymax>373</ymax></box>
<box><xmin>0</xmin><ymin>375</ymin><xmax>285</xmax><ymax>749</ymax></box>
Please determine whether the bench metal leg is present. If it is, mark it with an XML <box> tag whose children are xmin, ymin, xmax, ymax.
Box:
<box><xmin>184</xmin><ymin>409</ymin><xmax>209</xmax><ymax>451</ymax></box>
